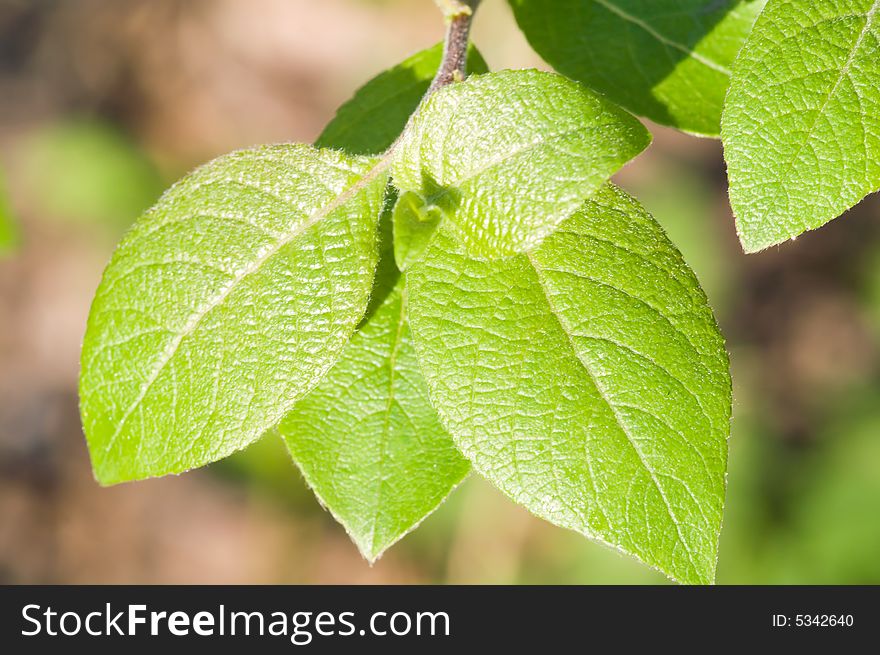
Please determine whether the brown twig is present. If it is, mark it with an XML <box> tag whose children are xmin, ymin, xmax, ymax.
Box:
<box><xmin>428</xmin><ymin>0</ymin><xmax>482</xmax><ymax>94</ymax></box>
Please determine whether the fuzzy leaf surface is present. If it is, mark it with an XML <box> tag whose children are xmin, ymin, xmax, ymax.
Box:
<box><xmin>392</xmin><ymin>191</ymin><xmax>444</xmax><ymax>271</ymax></box>
<box><xmin>280</xmin><ymin>283</ymin><xmax>469</xmax><ymax>561</ymax></box>
<box><xmin>723</xmin><ymin>0</ymin><xmax>880</xmax><ymax>252</ymax></box>
<box><xmin>80</xmin><ymin>145</ymin><xmax>386</xmax><ymax>484</ymax></box>
<box><xmin>393</xmin><ymin>69</ymin><xmax>651</xmax><ymax>258</ymax></box>
<box><xmin>406</xmin><ymin>185</ymin><xmax>731</xmax><ymax>584</ymax></box>
<box><xmin>277</xmin><ymin>46</ymin><xmax>479</xmax><ymax>557</ymax></box>
<box><xmin>317</xmin><ymin>43</ymin><xmax>488</xmax><ymax>156</ymax></box>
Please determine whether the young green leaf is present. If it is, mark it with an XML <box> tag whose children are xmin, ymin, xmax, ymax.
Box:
<box><xmin>392</xmin><ymin>69</ymin><xmax>651</xmax><ymax>259</ymax></box>
<box><xmin>406</xmin><ymin>185</ymin><xmax>731</xmax><ymax>584</ymax></box>
<box><xmin>508</xmin><ymin>0</ymin><xmax>765</xmax><ymax>136</ymax></box>
<box><xmin>317</xmin><ymin>43</ymin><xmax>488</xmax><ymax>156</ymax></box>
<box><xmin>723</xmin><ymin>0</ymin><xmax>880</xmax><ymax>252</ymax></box>
<box><xmin>79</xmin><ymin>145</ymin><xmax>387</xmax><ymax>485</ymax></box>
<box><xmin>280</xmin><ymin>282</ymin><xmax>469</xmax><ymax>561</ymax></box>
<box><xmin>392</xmin><ymin>191</ymin><xmax>444</xmax><ymax>271</ymax></box>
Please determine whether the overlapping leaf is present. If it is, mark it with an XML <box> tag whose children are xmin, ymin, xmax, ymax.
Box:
<box><xmin>723</xmin><ymin>0</ymin><xmax>880</xmax><ymax>252</ymax></box>
<box><xmin>80</xmin><ymin>145</ymin><xmax>386</xmax><ymax>484</ymax></box>
<box><xmin>406</xmin><ymin>185</ymin><xmax>731</xmax><ymax>584</ymax></box>
<box><xmin>280</xmin><ymin>282</ymin><xmax>469</xmax><ymax>561</ymax></box>
<box><xmin>391</xmin><ymin>191</ymin><xmax>444</xmax><ymax>271</ymax></box>
<box><xmin>392</xmin><ymin>69</ymin><xmax>651</xmax><ymax>259</ymax></box>
<box><xmin>79</xmin><ymin>21</ymin><xmax>736</xmax><ymax>584</ymax></box>
<box><xmin>317</xmin><ymin>43</ymin><xmax>488</xmax><ymax>156</ymax></box>
<box><xmin>509</xmin><ymin>0</ymin><xmax>764</xmax><ymax>136</ymax></box>
<box><xmin>276</xmin><ymin>45</ymin><xmax>479</xmax><ymax>555</ymax></box>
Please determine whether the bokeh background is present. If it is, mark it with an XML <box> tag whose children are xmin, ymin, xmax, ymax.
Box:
<box><xmin>2</xmin><ymin>0</ymin><xmax>879</xmax><ymax>584</ymax></box>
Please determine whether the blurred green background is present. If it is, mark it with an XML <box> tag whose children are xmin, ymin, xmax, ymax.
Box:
<box><xmin>1</xmin><ymin>0</ymin><xmax>879</xmax><ymax>584</ymax></box>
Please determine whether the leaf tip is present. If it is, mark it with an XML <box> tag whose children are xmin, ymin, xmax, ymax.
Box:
<box><xmin>348</xmin><ymin>527</ymin><xmax>393</xmax><ymax>565</ymax></box>
<box><xmin>357</xmin><ymin>543</ymin><xmax>386</xmax><ymax>566</ymax></box>
<box><xmin>656</xmin><ymin>552</ymin><xmax>717</xmax><ymax>586</ymax></box>
<box><xmin>736</xmin><ymin>223</ymin><xmax>791</xmax><ymax>255</ymax></box>
<box><xmin>90</xmin><ymin>458</ymin><xmax>125</xmax><ymax>487</ymax></box>
<box><xmin>738</xmin><ymin>238</ymin><xmax>769</xmax><ymax>255</ymax></box>
<box><xmin>733</xmin><ymin>211</ymin><xmax>782</xmax><ymax>255</ymax></box>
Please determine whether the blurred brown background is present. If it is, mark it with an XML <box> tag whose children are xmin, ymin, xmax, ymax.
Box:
<box><xmin>1</xmin><ymin>0</ymin><xmax>879</xmax><ymax>584</ymax></box>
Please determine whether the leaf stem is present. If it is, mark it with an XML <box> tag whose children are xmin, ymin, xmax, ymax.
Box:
<box><xmin>428</xmin><ymin>0</ymin><xmax>481</xmax><ymax>94</ymax></box>
<box><xmin>433</xmin><ymin>0</ymin><xmax>477</xmax><ymax>21</ymax></box>
<box><xmin>357</xmin><ymin>0</ymin><xmax>481</xmax><ymax>184</ymax></box>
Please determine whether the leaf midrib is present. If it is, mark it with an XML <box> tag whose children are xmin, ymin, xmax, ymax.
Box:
<box><xmin>101</xmin><ymin>154</ymin><xmax>392</xmax><ymax>455</ymax></box>
<box><xmin>526</xmin><ymin>250</ymin><xmax>704</xmax><ymax>583</ymax></box>
<box><xmin>423</xmin><ymin>122</ymin><xmax>610</xmax><ymax>216</ymax></box>
<box><xmin>367</xmin><ymin>289</ymin><xmax>409</xmax><ymax>558</ymax></box>
<box><xmin>593</xmin><ymin>0</ymin><xmax>732</xmax><ymax>76</ymax></box>
<box><xmin>758</xmin><ymin>1</ymin><xmax>879</xmax><ymax>213</ymax></box>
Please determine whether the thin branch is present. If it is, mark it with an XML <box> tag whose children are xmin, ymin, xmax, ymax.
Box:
<box><xmin>380</xmin><ymin>0</ymin><xmax>481</xmax><ymax>158</ymax></box>
<box><xmin>428</xmin><ymin>0</ymin><xmax>482</xmax><ymax>94</ymax></box>
<box><xmin>433</xmin><ymin>0</ymin><xmax>478</xmax><ymax>21</ymax></box>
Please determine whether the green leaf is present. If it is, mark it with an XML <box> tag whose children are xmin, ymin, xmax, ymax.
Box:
<box><xmin>723</xmin><ymin>0</ymin><xmax>880</xmax><ymax>252</ymax></box>
<box><xmin>361</xmin><ymin>187</ymin><xmax>402</xmax><ymax>324</ymax></box>
<box><xmin>316</xmin><ymin>44</ymin><xmax>485</xmax><ymax>302</ymax></box>
<box><xmin>316</xmin><ymin>43</ymin><xmax>488</xmax><ymax>156</ymax></box>
<box><xmin>393</xmin><ymin>69</ymin><xmax>651</xmax><ymax>258</ymax></box>
<box><xmin>508</xmin><ymin>0</ymin><xmax>765</xmax><ymax>136</ymax></box>
<box><xmin>280</xmin><ymin>282</ymin><xmax>469</xmax><ymax>561</ymax></box>
<box><xmin>79</xmin><ymin>144</ymin><xmax>387</xmax><ymax>485</ymax></box>
<box><xmin>392</xmin><ymin>190</ymin><xmax>444</xmax><ymax>271</ymax></box>
<box><xmin>406</xmin><ymin>185</ymin><xmax>731</xmax><ymax>584</ymax></box>
<box><xmin>278</xmin><ymin>47</ymin><xmax>476</xmax><ymax>559</ymax></box>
